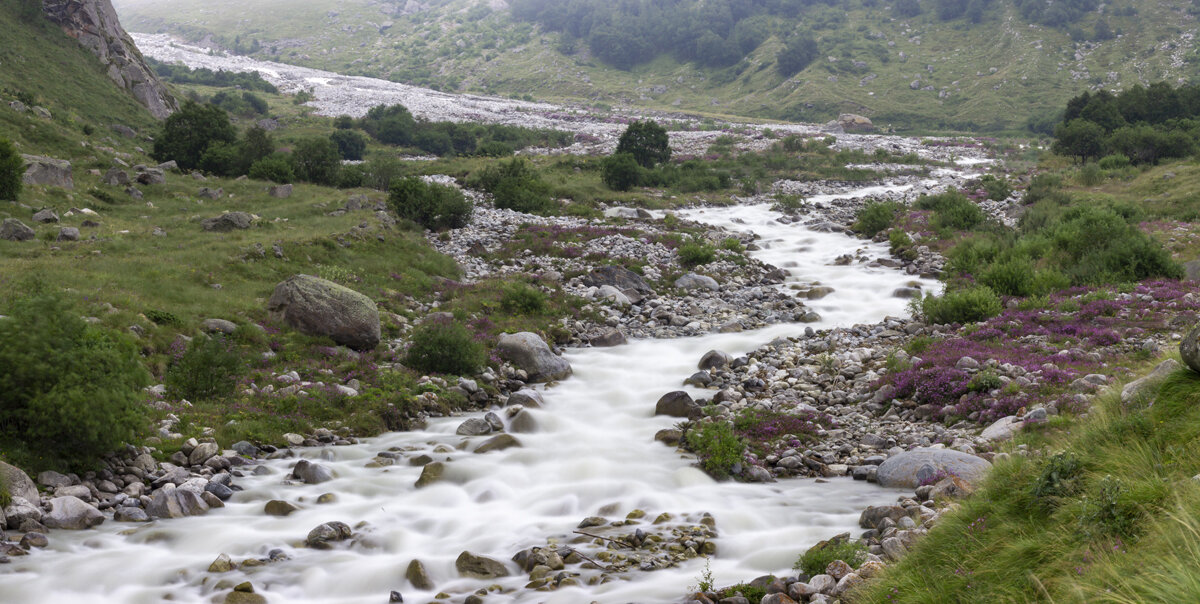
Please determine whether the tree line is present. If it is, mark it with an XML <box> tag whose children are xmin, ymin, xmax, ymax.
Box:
<box><xmin>1052</xmin><ymin>83</ymin><xmax>1200</xmax><ymax>164</ymax></box>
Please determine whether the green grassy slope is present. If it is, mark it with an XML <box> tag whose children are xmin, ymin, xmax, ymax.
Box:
<box><xmin>113</xmin><ymin>0</ymin><xmax>1200</xmax><ymax>131</ymax></box>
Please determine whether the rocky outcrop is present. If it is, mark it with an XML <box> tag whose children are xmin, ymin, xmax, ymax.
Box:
<box><xmin>267</xmin><ymin>275</ymin><xmax>381</xmax><ymax>351</ymax></box>
<box><xmin>22</xmin><ymin>156</ymin><xmax>73</xmax><ymax>189</ymax></box>
<box><xmin>495</xmin><ymin>332</ymin><xmax>572</xmax><ymax>382</ymax></box>
<box><xmin>41</xmin><ymin>0</ymin><xmax>177</xmax><ymax>118</ymax></box>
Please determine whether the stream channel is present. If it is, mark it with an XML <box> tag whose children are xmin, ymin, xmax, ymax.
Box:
<box><xmin>2</xmin><ymin>190</ymin><xmax>940</xmax><ymax>603</ymax></box>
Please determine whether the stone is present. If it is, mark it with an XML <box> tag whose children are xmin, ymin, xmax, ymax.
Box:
<box><xmin>675</xmin><ymin>273</ymin><xmax>719</xmax><ymax>291</ymax></box>
<box><xmin>808</xmin><ymin>574</ymin><xmax>836</xmax><ymax>594</ymax></box>
<box><xmin>1125</xmin><ymin>359</ymin><xmax>1183</xmax><ymax>402</ymax></box>
<box><xmin>265</xmin><ymin>500</ymin><xmax>300</xmax><ymax>516</ymax></box>
<box><xmin>881</xmin><ymin>536</ymin><xmax>907</xmax><ymax>560</ymax></box>
<box><xmin>56</xmin><ymin>227</ymin><xmax>80</xmax><ymax>242</ymax></box>
<box><xmin>928</xmin><ymin>475</ymin><xmax>976</xmax><ymax>500</ymax></box>
<box><xmin>583</xmin><ymin>265</ymin><xmax>653</xmax><ymax>296</ymax></box>
<box><xmin>137</xmin><ymin>168</ymin><xmax>165</xmax><ymax>185</ymax></box>
<box><xmin>202</xmin><ymin>318</ymin><xmax>238</xmax><ymax>334</ymax></box>
<box><xmin>0</xmin><ymin>462</ymin><xmax>39</xmax><ymax>504</ymax></box>
<box><xmin>268</xmin><ymin>184</ymin><xmax>293</xmax><ymax>198</ymax></box>
<box><xmin>474</xmin><ymin>434</ymin><xmax>520</xmax><ymax>454</ymax></box>
<box><xmin>19</xmin><ymin>532</ymin><xmax>48</xmax><ymax>549</ymax></box>
<box><xmin>407</xmin><ymin>559</ymin><xmax>434</xmax><ymax>589</ymax></box>
<box><xmin>4</xmin><ymin>497</ymin><xmax>42</xmax><ymax>526</ymax></box>
<box><xmin>43</xmin><ymin>496</ymin><xmax>103</xmax><ymax>530</ymax></box>
<box><xmin>825</xmin><ymin>559</ymin><xmax>853</xmax><ymax>580</ymax></box>
<box><xmin>0</xmin><ymin>219</ymin><xmax>36</xmax><ymax>242</ymax></box>
<box><xmin>506</xmin><ymin>389</ymin><xmax>544</xmax><ymax>408</ymax></box>
<box><xmin>415</xmin><ymin>461</ymin><xmax>446</xmax><ymax>487</ymax></box>
<box><xmin>507</xmin><ymin>409</ymin><xmax>538</xmax><ymax>433</ymax></box>
<box><xmin>456</xmin><ymin>417</ymin><xmax>493</xmax><ymax>436</ymax></box>
<box><xmin>759</xmin><ymin>595</ymin><xmax>797</xmax><ymax>604</ymax></box>
<box><xmin>188</xmin><ymin>442</ymin><xmax>219</xmax><ymax>465</ymax></box>
<box><xmin>698</xmin><ymin>350</ymin><xmax>731</xmax><ymax>370</ymax></box>
<box><xmin>837</xmin><ymin>114</ymin><xmax>874</xmax><ymax>132</ymax></box>
<box><xmin>306</xmin><ymin>521</ymin><xmax>353</xmax><ymax>549</ymax></box>
<box><xmin>32</xmin><ymin>209</ymin><xmax>60</xmax><ymax>224</ymax></box>
<box><xmin>589</xmin><ymin>328</ymin><xmax>627</xmax><ymax>347</ymax></box>
<box><xmin>835</xmin><ymin>573</ymin><xmax>864</xmax><ymax>595</ymax></box>
<box><xmin>225</xmin><ymin>583</ymin><xmax>268</xmax><ymax>604</ymax></box>
<box><xmin>495</xmin><ymin>332</ymin><xmax>571</xmax><ymax>382</ymax></box>
<box><xmin>291</xmin><ymin>460</ymin><xmax>333</xmax><ymax>484</ymax></box>
<box><xmin>201</xmin><ymin>212</ymin><xmax>254</xmax><ymax>232</ymax></box>
<box><xmin>596</xmin><ymin>285</ymin><xmax>631</xmax><ymax>306</ymax></box>
<box><xmin>980</xmin><ymin>416</ymin><xmax>1022</xmax><ymax>441</ymax></box>
<box><xmin>198</xmin><ymin>187</ymin><xmax>224</xmax><ymax>200</ymax></box>
<box><xmin>456</xmin><ymin>551</ymin><xmax>510</xmax><ymax>578</ymax></box>
<box><xmin>655</xmin><ymin>391</ymin><xmax>699</xmax><ymax>418</ymax></box>
<box><xmin>21</xmin><ymin>156</ymin><xmax>73</xmax><ymax>189</ymax></box>
<box><xmin>209</xmin><ymin>553</ymin><xmax>235</xmax><ymax>572</ymax></box>
<box><xmin>114</xmin><ymin>507</ymin><xmax>150</xmax><ymax>522</ymax></box>
<box><xmin>176</xmin><ymin>488</ymin><xmax>210</xmax><ymax>516</ymax></box>
<box><xmin>268</xmin><ymin>275</ymin><xmax>381</xmax><ymax>351</ymax></box>
<box><xmin>875</xmin><ymin>447</ymin><xmax>991</xmax><ymax>489</ymax></box>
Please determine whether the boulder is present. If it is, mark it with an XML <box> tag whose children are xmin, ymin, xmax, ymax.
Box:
<box><xmin>0</xmin><ymin>218</ymin><xmax>35</xmax><ymax>242</ymax></box>
<box><xmin>43</xmin><ymin>496</ymin><xmax>104</xmax><ymax>530</ymax></box>
<box><xmin>21</xmin><ymin>155</ymin><xmax>74</xmax><ymax>189</ymax></box>
<box><xmin>595</xmin><ymin>285</ymin><xmax>631</xmax><ymax>306</ymax></box>
<box><xmin>675</xmin><ymin>273</ymin><xmax>719</xmax><ymax>291</ymax></box>
<box><xmin>698</xmin><ymin>350</ymin><xmax>732</xmax><ymax>370</ymax></box>
<box><xmin>32</xmin><ymin>209</ymin><xmax>59</xmax><ymax>223</ymax></box>
<box><xmin>268</xmin><ymin>275</ymin><xmax>381</xmax><ymax>351</ymax></box>
<box><xmin>655</xmin><ymin>391</ymin><xmax>699</xmax><ymax>418</ymax></box>
<box><xmin>456</xmin><ymin>417</ymin><xmax>493</xmax><ymax>436</ymax></box>
<box><xmin>202</xmin><ymin>318</ymin><xmax>238</xmax><ymax>334</ymax></box>
<box><xmin>188</xmin><ymin>442</ymin><xmax>219</xmax><ymax>465</ymax></box>
<box><xmin>291</xmin><ymin>459</ymin><xmax>333</xmax><ymax>484</ymax></box>
<box><xmin>1180</xmin><ymin>325</ymin><xmax>1200</xmax><ymax>375</ymax></box>
<box><xmin>507</xmin><ymin>409</ymin><xmax>539</xmax><ymax>433</ymax></box>
<box><xmin>875</xmin><ymin>447</ymin><xmax>991</xmax><ymax>489</ymax></box>
<box><xmin>406</xmin><ymin>559</ymin><xmax>435</xmax><ymax>589</ymax></box>
<box><xmin>201</xmin><ymin>212</ymin><xmax>254</xmax><ymax>232</ymax></box>
<box><xmin>137</xmin><ymin>168</ymin><xmax>166</xmax><ymax>185</ymax></box>
<box><xmin>103</xmin><ymin>168</ymin><xmax>130</xmax><ymax>186</ymax></box>
<box><xmin>264</xmin><ymin>500</ymin><xmax>300</xmax><ymax>516</ymax></box>
<box><xmin>980</xmin><ymin>416</ymin><xmax>1022</xmax><ymax>441</ymax></box>
<box><xmin>456</xmin><ymin>551</ymin><xmax>509</xmax><ymax>578</ymax></box>
<box><xmin>837</xmin><ymin>113</ymin><xmax>874</xmax><ymax>133</ymax></box>
<box><xmin>583</xmin><ymin>266</ymin><xmax>653</xmax><ymax>296</ymax></box>
<box><xmin>268</xmin><ymin>184</ymin><xmax>293</xmax><ymax>198</ymax></box>
<box><xmin>0</xmin><ymin>462</ymin><xmax>39</xmax><ymax>504</ymax></box>
<box><xmin>589</xmin><ymin>328</ymin><xmax>627</xmax><ymax>347</ymax></box>
<box><xmin>415</xmin><ymin>461</ymin><xmax>445</xmax><ymax>488</ymax></box>
<box><xmin>506</xmin><ymin>389</ymin><xmax>544</xmax><ymax>408</ymax></box>
<box><xmin>306</xmin><ymin>521</ymin><xmax>353</xmax><ymax>549</ymax></box>
<box><xmin>474</xmin><ymin>434</ymin><xmax>520</xmax><ymax>454</ymax></box>
<box><xmin>1123</xmin><ymin>359</ymin><xmax>1182</xmax><ymax>402</ymax></box>
<box><xmin>495</xmin><ymin>332</ymin><xmax>571</xmax><ymax>382</ymax></box>
<box><xmin>56</xmin><ymin>227</ymin><xmax>80</xmax><ymax>242</ymax></box>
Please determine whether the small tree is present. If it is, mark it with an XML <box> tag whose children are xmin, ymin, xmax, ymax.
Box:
<box><xmin>291</xmin><ymin>137</ymin><xmax>342</xmax><ymax>185</ymax></box>
<box><xmin>0</xmin><ymin>137</ymin><xmax>22</xmax><ymax>201</ymax></box>
<box><xmin>330</xmin><ymin>130</ymin><xmax>367</xmax><ymax>161</ymax></box>
<box><xmin>601</xmin><ymin>153</ymin><xmax>642</xmax><ymax>191</ymax></box>
<box><xmin>615</xmin><ymin>120</ymin><xmax>671</xmax><ymax>169</ymax></box>
<box><xmin>152</xmin><ymin>100</ymin><xmax>237</xmax><ymax>171</ymax></box>
<box><xmin>389</xmin><ymin>176</ymin><xmax>473</xmax><ymax>230</ymax></box>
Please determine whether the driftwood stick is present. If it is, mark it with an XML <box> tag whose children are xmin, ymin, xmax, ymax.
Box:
<box><xmin>573</xmin><ymin>530</ymin><xmax>632</xmax><ymax>549</ymax></box>
<box><xmin>567</xmin><ymin>547</ymin><xmax>611</xmax><ymax>571</ymax></box>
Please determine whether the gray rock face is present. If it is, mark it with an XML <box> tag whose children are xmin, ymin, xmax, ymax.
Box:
<box><xmin>1181</xmin><ymin>325</ymin><xmax>1200</xmax><ymax>375</ymax></box>
<box><xmin>268</xmin><ymin>275</ymin><xmax>381</xmax><ymax>351</ymax></box>
<box><xmin>875</xmin><ymin>447</ymin><xmax>991</xmax><ymax>489</ymax></box>
<box><xmin>455</xmin><ymin>551</ymin><xmax>509</xmax><ymax>578</ymax></box>
<box><xmin>268</xmin><ymin>184</ymin><xmax>293</xmax><ymax>198</ymax></box>
<box><xmin>41</xmin><ymin>0</ymin><xmax>177</xmax><ymax>118</ymax></box>
<box><xmin>0</xmin><ymin>462</ymin><xmax>38</xmax><ymax>505</ymax></box>
<box><xmin>456</xmin><ymin>417</ymin><xmax>493</xmax><ymax>436</ymax></box>
<box><xmin>0</xmin><ymin>219</ymin><xmax>36</xmax><ymax>242</ymax></box>
<box><xmin>1123</xmin><ymin>359</ymin><xmax>1182</xmax><ymax>402</ymax></box>
<box><xmin>506</xmin><ymin>389</ymin><xmax>544</xmax><ymax>408</ymax></box>
<box><xmin>201</xmin><ymin>212</ymin><xmax>254</xmax><ymax>232</ymax></box>
<box><xmin>103</xmin><ymin>168</ymin><xmax>129</xmax><ymax>186</ymax></box>
<box><xmin>32</xmin><ymin>209</ymin><xmax>60</xmax><ymax>223</ymax></box>
<box><xmin>22</xmin><ymin>156</ymin><xmax>73</xmax><ymax>189</ymax></box>
<box><xmin>674</xmin><ymin>272</ymin><xmax>719</xmax><ymax>291</ymax></box>
<box><xmin>588</xmin><ymin>328</ymin><xmax>627</xmax><ymax>347</ymax></box>
<box><xmin>43</xmin><ymin>496</ymin><xmax>104</xmax><ymax>529</ymax></box>
<box><xmin>583</xmin><ymin>266</ymin><xmax>653</xmax><ymax>296</ymax></box>
<box><xmin>654</xmin><ymin>391</ymin><xmax>699</xmax><ymax>418</ymax></box>
<box><xmin>980</xmin><ymin>416</ymin><xmax>1022</xmax><ymax>441</ymax></box>
<box><xmin>495</xmin><ymin>332</ymin><xmax>571</xmax><ymax>382</ymax></box>
<box><xmin>837</xmin><ymin>113</ymin><xmax>875</xmax><ymax>133</ymax></box>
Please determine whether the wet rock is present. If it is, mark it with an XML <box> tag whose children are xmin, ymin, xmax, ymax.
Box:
<box><xmin>415</xmin><ymin>461</ymin><xmax>446</xmax><ymax>487</ymax></box>
<box><xmin>292</xmin><ymin>459</ymin><xmax>333</xmax><ymax>484</ymax></box>
<box><xmin>265</xmin><ymin>500</ymin><xmax>300</xmax><ymax>516</ymax></box>
<box><xmin>19</xmin><ymin>532</ymin><xmax>48</xmax><ymax>549</ymax></box>
<box><xmin>406</xmin><ymin>558</ymin><xmax>434</xmax><ymax>589</ymax></box>
<box><xmin>456</xmin><ymin>551</ymin><xmax>510</xmax><ymax>578</ymax></box>
<box><xmin>209</xmin><ymin>553</ymin><xmax>235</xmax><ymax>573</ymax></box>
<box><xmin>875</xmin><ymin>447</ymin><xmax>991</xmax><ymax>489</ymax></box>
<box><xmin>507</xmin><ymin>409</ymin><xmax>539</xmax><ymax>433</ymax></box>
<box><xmin>589</xmin><ymin>328</ymin><xmax>627</xmax><ymax>347</ymax></box>
<box><xmin>495</xmin><ymin>332</ymin><xmax>571</xmax><ymax>382</ymax></box>
<box><xmin>43</xmin><ymin>496</ymin><xmax>104</xmax><ymax>530</ymax></box>
<box><xmin>475</xmin><ymin>434</ymin><xmax>520</xmax><ymax>453</ymax></box>
<box><xmin>654</xmin><ymin>428</ymin><xmax>683</xmax><ymax>446</ymax></box>
<box><xmin>506</xmin><ymin>389</ymin><xmax>544</xmax><ymax>408</ymax></box>
<box><xmin>655</xmin><ymin>391</ymin><xmax>699</xmax><ymax>418</ymax></box>
<box><xmin>306</xmin><ymin>521</ymin><xmax>353</xmax><ymax>549</ymax></box>
<box><xmin>698</xmin><ymin>350</ymin><xmax>731</xmax><ymax>370</ymax></box>
<box><xmin>114</xmin><ymin>507</ymin><xmax>150</xmax><ymax>522</ymax></box>
<box><xmin>583</xmin><ymin>266</ymin><xmax>653</xmax><ymax>297</ymax></box>
<box><xmin>188</xmin><ymin>441</ymin><xmax>219</xmax><ymax>465</ymax></box>
<box><xmin>456</xmin><ymin>417</ymin><xmax>493</xmax><ymax>436</ymax></box>
<box><xmin>224</xmin><ymin>582</ymin><xmax>267</xmax><ymax>604</ymax></box>
<box><xmin>268</xmin><ymin>274</ymin><xmax>381</xmax><ymax>351</ymax></box>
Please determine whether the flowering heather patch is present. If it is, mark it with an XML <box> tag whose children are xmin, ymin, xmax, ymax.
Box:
<box><xmin>880</xmin><ymin>280</ymin><xmax>1200</xmax><ymax>423</ymax></box>
<box><xmin>733</xmin><ymin>407</ymin><xmax>836</xmax><ymax>456</ymax></box>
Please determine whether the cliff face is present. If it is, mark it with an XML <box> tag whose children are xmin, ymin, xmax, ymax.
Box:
<box><xmin>41</xmin><ymin>0</ymin><xmax>176</xmax><ymax>118</ymax></box>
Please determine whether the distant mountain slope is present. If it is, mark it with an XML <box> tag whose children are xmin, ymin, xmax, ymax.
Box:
<box><xmin>112</xmin><ymin>0</ymin><xmax>1200</xmax><ymax>131</ymax></box>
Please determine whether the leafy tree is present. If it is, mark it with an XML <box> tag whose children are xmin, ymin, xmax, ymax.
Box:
<box><xmin>238</xmin><ymin>126</ymin><xmax>275</xmax><ymax>173</ymax></box>
<box><xmin>776</xmin><ymin>31</ymin><xmax>819</xmax><ymax>77</ymax></box>
<box><xmin>894</xmin><ymin>0</ymin><xmax>923</xmax><ymax>17</ymax></box>
<box><xmin>602</xmin><ymin>153</ymin><xmax>642</xmax><ymax>191</ymax></box>
<box><xmin>361</xmin><ymin>104</ymin><xmax>416</xmax><ymax>146</ymax></box>
<box><xmin>330</xmin><ymin>130</ymin><xmax>367</xmax><ymax>161</ymax></box>
<box><xmin>615</xmin><ymin>120</ymin><xmax>671</xmax><ymax>169</ymax></box>
<box><xmin>165</xmin><ymin>335</ymin><xmax>244</xmax><ymax>401</ymax></box>
<box><xmin>388</xmin><ymin>176</ymin><xmax>473</xmax><ymax>230</ymax></box>
<box><xmin>1052</xmin><ymin>119</ymin><xmax>1106</xmax><ymax>162</ymax></box>
<box><xmin>152</xmin><ymin>100</ymin><xmax>237</xmax><ymax>171</ymax></box>
<box><xmin>291</xmin><ymin>137</ymin><xmax>342</xmax><ymax>186</ymax></box>
<box><xmin>0</xmin><ymin>138</ymin><xmax>22</xmax><ymax>201</ymax></box>
<box><xmin>249</xmin><ymin>154</ymin><xmax>294</xmax><ymax>183</ymax></box>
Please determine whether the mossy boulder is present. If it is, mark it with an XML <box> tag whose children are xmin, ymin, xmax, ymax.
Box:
<box><xmin>268</xmin><ymin>275</ymin><xmax>380</xmax><ymax>351</ymax></box>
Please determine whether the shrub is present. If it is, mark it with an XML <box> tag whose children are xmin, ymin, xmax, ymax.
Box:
<box><xmin>916</xmin><ymin>286</ymin><xmax>1002</xmax><ymax>325</ymax></box>
<box><xmin>601</xmin><ymin>152</ymin><xmax>642</xmax><ymax>191</ymax></box>
<box><xmin>291</xmin><ymin>137</ymin><xmax>342</xmax><ymax>186</ymax></box>
<box><xmin>773</xmin><ymin>194</ymin><xmax>806</xmax><ymax>213</ymax></box>
<box><xmin>1077</xmin><ymin>163</ymin><xmax>1104</xmax><ymax>186</ymax></box>
<box><xmin>889</xmin><ymin>229</ymin><xmax>917</xmax><ymax>261</ymax></box>
<box><xmin>978</xmin><ymin>257</ymin><xmax>1036</xmax><ymax>297</ymax></box>
<box><xmin>615</xmin><ymin>120</ymin><xmax>671</xmax><ymax>168</ymax></box>
<box><xmin>499</xmin><ymin>283</ymin><xmax>547</xmax><ymax>314</ymax></box>
<box><xmin>1098</xmin><ymin>154</ymin><xmax>1131</xmax><ymax>170</ymax></box>
<box><xmin>145</xmin><ymin>309</ymin><xmax>182</xmax><ymax>326</ymax></box>
<box><xmin>977</xmin><ymin>174</ymin><xmax>1012</xmax><ymax>201</ymax></box>
<box><xmin>388</xmin><ymin>177</ymin><xmax>473</xmax><ymax>230</ymax></box>
<box><xmin>1079</xmin><ymin>475</ymin><xmax>1141</xmax><ymax>539</ymax></box>
<box><xmin>330</xmin><ymin>130</ymin><xmax>367</xmax><ymax>161</ymax></box>
<box><xmin>678</xmin><ymin>239</ymin><xmax>716</xmax><ymax>267</ymax></box>
<box><xmin>917</xmin><ymin>191</ymin><xmax>985</xmax><ymax>231</ymax></box>
<box><xmin>795</xmin><ymin>538</ymin><xmax>867</xmax><ymax>576</ymax></box>
<box><xmin>0</xmin><ymin>293</ymin><xmax>150</xmax><ymax>468</ymax></box>
<box><xmin>165</xmin><ymin>335</ymin><xmax>244</xmax><ymax>401</ymax></box>
<box><xmin>493</xmin><ymin>177</ymin><xmax>554</xmax><ymax>214</ymax></box>
<box><xmin>0</xmin><ymin>137</ymin><xmax>22</xmax><ymax>201</ymax></box>
<box><xmin>404</xmin><ymin>318</ymin><xmax>485</xmax><ymax>375</ymax></box>
<box><xmin>719</xmin><ymin>237</ymin><xmax>744</xmax><ymax>252</ymax></box>
<box><xmin>685</xmin><ymin>421</ymin><xmax>744</xmax><ymax>478</ymax></box>
<box><xmin>853</xmin><ymin>201</ymin><xmax>900</xmax><ymax>237</ymax></box>
<box><xmin>249</xmin><ymin>154</ymin><xmax>295</xmax><ymax>183</ymax></box>
<box><xmin>1032</xmin><ymin>451</ymin><xmax>1084</xmax><ymax>511</ymax></box>
<box><xmin>151</xmin><ymin>100</ymin><xmax>237</xmax><ymax>171</ymax></box>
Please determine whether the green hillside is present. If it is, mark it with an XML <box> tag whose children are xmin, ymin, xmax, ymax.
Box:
<box><xmin>113</xmin><ymin>0</ymin><xmax>1200</xmax><ymax>131</ymax></box>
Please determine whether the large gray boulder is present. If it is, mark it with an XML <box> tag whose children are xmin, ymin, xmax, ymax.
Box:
<box><xmin>456</xmin><ymin>551</ymin><xmax>510</xmax><ymax>578</ymax></box>
<box><xmin>268</xmin><ymin>275</ymin><xmax>381</xmax><ymax>351</ymax></box>
<box><xmin>655</xmin><ymin>391</ymin><xmax>699</xmax><ymax>418</ymax></box>
<box><xmin>0</xmin><ymin>461</ymin><xmax>39</xmax><ymax>504</ymax></box>
<box><xmin>201</xmin><ymin>212</ymin><xmax>253</xmax><ymax>232</ymax></box>
<box><xmin>837</xmin><ymin>113</ymin><xmax>875</xmax><ymax>133</ymax></box>
<box><xmin>1181</xmin><ymin>325</ymin><xmax>1200</xmax><ymax>374</ymax></box>
<box><xmin>0</xmin><ymin>218</ymin><xmax>35</xmax><ymax>242</ymax></box>
<box><xmin>21</xmin><ymin>155</ymin><xmax>73</xmax><ymax>188</ymax></box>
<box><xmin>875</xmin><ymin>447</ymin><xmax>991</xmax><ymax>489</ymax></box>
<box><xmin>43</xmin><ymin>496</ymin><xmax>104</xmax><ymax>529</ymax></box>
<box><xmin>675</xmin><ymin>273</ymin><xmax>719</xmax><ymax>291</ymax></box>
<box><xmin>583</xmin><ymin>265</ymin><xmax>653</xmax><ymax>299</ymax></box>
<box><xmin>495</xmin><ymin>332</ymin><xmax>571</xmax><ymax>382</ymax></box>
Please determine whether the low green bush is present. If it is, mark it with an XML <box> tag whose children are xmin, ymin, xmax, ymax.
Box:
<box><xmin>468</xmin><ymin>158</ymin><xmax>555</xmax><ymax>214</ymax></box>
<box><xmin>165</xmin><ymin>335</ymin><xmax>244</xmax><ymax>401</ymax></box>
<box><xmin>601</xmin><ymin>152</ymin><xmax>642</xmax><ymax>191</ymax></box>
<box><xmin>249</xmin><ymin>154</ymin><xmax>295</xmax><ymax>184</ymax></box>
<box><xmin>404</xmin><ymin>318</ymin><xmax>486</xmax><ymax>375</ymax></box>
<box><xmin>678</xmin><ymin>239</ymin><xmax>717</xmax><ymax>267</ymax></box>
<box><xmin>0</xmin><ymin>292</ymin><xmax>150</xmax><ymax>469</ymax></box>
<box><xmin>499</xmin><ymin>283</ymin><xmax>547</xmax><ymax>315</ymax></box>
<box><xmin>917</xmin><ymin>191</ymin><xmax>985</xmax><ymax>231</ymax></box>
<box><xmin>889</xmin><ymin>229</ymin><xmax>917</xmax><ymax>261</ymax></box>
<box><xmin>853</xmin><ymin>201</ymin><xmax>900</xmax><ymax>236</ymax></box>
<box><xmin>794</xmin><ymin>537</ymin><xmax>867</xmax><ymax>576</ymax></box>
<box><xmin>1098</xmin><ymin>154</ymin><xmax>1131</xmax><ymax>170</ymax></box>
<box><xmin>1077</xmin><ymin>163</ymin><xmax>1104</xmax><ymax>186</ymax></box>
<box><xmin>388</xmin><ymin>176</ymin><xmax>473</xmax><ymax>230</ymax></box>
<box><xmin>685</xmin><ymin>421</ymin><xmax>745</xmax><ymax>478</ymax></box>
<box><xmin>977</xmin><ymin>174</ymin><xmax>1013</xmax><ymax>201</ymax></box>
<box><xmin>916</xmin><ymin>286</ymin><xmax>1002</xmax><ymax>325</ymax></box>
<box><xmin>1</xmin><ymin>137</ymin><xmax>24</xmax><ymax>201</ymax></box>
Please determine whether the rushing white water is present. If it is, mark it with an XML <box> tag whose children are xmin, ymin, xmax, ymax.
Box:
<box><xmin>1</xmin><ymin>192</ymin><xmax>939</xmax><ymax>604</ymax></box>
